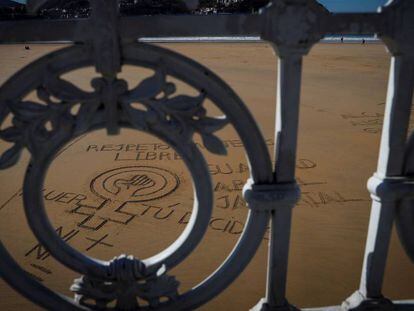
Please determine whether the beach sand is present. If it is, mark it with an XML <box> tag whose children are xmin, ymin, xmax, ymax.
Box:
<box><xmin>0</xmin><ymin>42</ymin><xmax>413</xmax><ymax>310</ymax></box>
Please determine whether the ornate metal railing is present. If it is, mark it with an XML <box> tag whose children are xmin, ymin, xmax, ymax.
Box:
<box><xmin>0</xmin><ymin>0</ymin><xmax>413</xmax><ymax>310</ymax></box>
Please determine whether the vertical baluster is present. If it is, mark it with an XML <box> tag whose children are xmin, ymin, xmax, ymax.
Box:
<box><xmin>252</xmin><ymin>1</ymin><xmax>329</xmax><ymax>310</ymax></box>
<box><xmin>250</xmin><ymin>53</ymin><xmax>304</xmax><ymax>311</ymax></box>
<box><xmin>360</xmin><ymin>57</ymin><xmax>414</xmax><ymax>298</ymax></box>
<box><xmin>266</xmin><ymin>55</ymin><xmax>303</xmax><ymax>309</ymax></box>
<box><xmin>343</xmin><ymin>0</ymin><xmax>414</xmax><ymax>308</ymax></box>
<box><xmin>344</xmin><ymin>55</ymin><xmax>414</xmax><ymax>310</ymax></box>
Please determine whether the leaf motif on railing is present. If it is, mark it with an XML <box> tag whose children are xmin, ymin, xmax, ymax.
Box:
<box><xmin>0</xmin><ymin>65</ymin><xmax>230</xmax><ymax>170</ymax></box>
<box><xmin>0</xmin><ymin>126</ymin><xmax>22</xmax><ymax>142</ymax></box>
<box><xmin>195</xmin><ymin>116</ymin><xmax>228</xmax><ymax>155</ymax></box>
<box><xmin>127</xmin><ymin>69</ymin><xmax>167</xmax><ymax>100</ymax></box>
<box><xmin>0</xmin><ymin>111</ymin><xmax>25</xmax><ymax>169</ymax></box>
<box><xmin>200</xmin><ymin>131</ymin><xmax>227</xmax><ymax>155</ymax></box>
<box><xmin>0</xmin><ymin>74</ymin><xmax>105</xmax><ymax>166</ymax></box>
<box><xmin>44</xmin><ymin>75</ymin><xmax>99</xmax><ymax>103</ymax></box>
<box><xmin>0</xmin><ymin>99</ymin><xmax>54</xmax><ymax>166</ymax></box>
<box><xmin>9</xmin><ymin>100</ymin><xmax>49</xmax><ymax>121</ymax></box>
<box><xmin>122</xmin><ymin>67</ymin><xmax>229</xmax><ymax>155</ymax></box>
<box><xmin>0</xmin><ymin>144</ymin><xmax>22</xmax><ymax>169</ymax></box>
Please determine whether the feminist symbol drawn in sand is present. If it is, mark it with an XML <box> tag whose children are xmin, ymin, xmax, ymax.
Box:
<box><xmin>70</xmin><ymin>166</ymin><xmax>180</xmax><ymax>230</ymax></box>
<box><xmin>91</xmin><ymin>166</ymin><xmax>180</xmax><ymax>202</ymax></box>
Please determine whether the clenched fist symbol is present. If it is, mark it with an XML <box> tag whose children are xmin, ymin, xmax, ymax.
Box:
<box><xmin>113</xmin><ymin>174</ymin><xmax>156</xmax><ymax>198</ymax></box>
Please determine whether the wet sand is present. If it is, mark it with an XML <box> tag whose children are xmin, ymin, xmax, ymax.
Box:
<box><xmin>0</xmin><ymin>42</ymin><xmax>413</xmax><ymax>310</ymax></box>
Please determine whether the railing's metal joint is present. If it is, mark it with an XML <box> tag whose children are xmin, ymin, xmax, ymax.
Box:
<box><xmin>342</xmin><ymin>290</ymin><xmax>395</xmax><ymax>311</ymax></box>
<box><xmin>260</xmin><ymin>0</ymin><xmax>330</xmax><ymax>58</ymax></box>
<box><xmin>378</xmin><ymin>0</ymin><xmax>414</xmax><ymax>59</ymax></box>
<box><xmin>88</xmin><ymin>0</ymin><xmax>122</xmax><ymax>76</ymax></box>
<box><xmin>243</xmin><ymin>178</ymin><xmax>301</xmax><ymax>212</ymax></box>
<box><xmin>251</xmin><ymin>297</ymin><xmax>300</xmax><ymax>311</ymax></box>
<box><xmin>87</xmin><ymin>0</ymin><xmax>123</xmax><ymax>135</ymax></box>
<box><xmin>367</xmin><ymin>174</ymin><xmax>414</xmax><ymax>203</ymax></box>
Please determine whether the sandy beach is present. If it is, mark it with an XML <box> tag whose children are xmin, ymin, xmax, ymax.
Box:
<box><xmin>0</xmin><ymin>42</ymin><xmax>413</xmax><ymax>310</ymax></box>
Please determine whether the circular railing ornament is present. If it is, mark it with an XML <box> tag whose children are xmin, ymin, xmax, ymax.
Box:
<box><xmin>0</xmin><ymin>42</ymin><xmax>273</xmax><ymax>310</ymax></box>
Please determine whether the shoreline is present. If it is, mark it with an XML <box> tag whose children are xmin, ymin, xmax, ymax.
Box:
<box><xmin>0</xmin><ymin>36</ymin><xmax>382</xmax><ymax>45</ymax></box>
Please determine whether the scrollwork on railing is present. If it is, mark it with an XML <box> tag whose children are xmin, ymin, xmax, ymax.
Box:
<box><xmin>121</xmin><ymin>67</ymin><xmax>229</xmax><ymax>154</ymax></box>
<box><xmin>71</xmin><ymin>256</ymin><xmax>179</xmax><ymax>309</ymax></box>
<box><xmin>0</xmin><ymin>60</ymin><xmax>229</xmax><ymax>171</ymax></box>
<box><xmin>0</xmin><ymin>74</ymin><xmax>102</xmax><ymax>166</ymax></box>
<box><xmin>0</xmin><ymin>39</ymin><xmax>273</xmax><ymax>310</ymax></box>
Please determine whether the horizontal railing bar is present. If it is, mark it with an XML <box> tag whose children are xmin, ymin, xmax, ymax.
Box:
<box><xmin>0</xmin><ymin>14</ymin><xmax>262</xmax><ymax>43</ymax></box>
<box><xmin>120</xmin><ymin>14</ymin><xmax>263</xmax><ymax>39</ymax></box>
<box><xmin>0</xmin><ymin>19</ymin><xmax>88</xmax><ymax>43</ymax></box>
<box><xmin>140</xmin><ymin>36</ymin><xmax>262</xmax><ymax>43</ymax></box>
<box><xmin>0</xmin><ymin>12</ymin><xmax>385</xmax><ymax>44</ymax></box>
<box><xmin>0</xmin><ymin>37</ymin><xmax>384</xmax><ymax>47</ymax></box>
<box><xmin>325</xmin><ymin>13</ymin><xmax>385</xmax><ymax>35</ymax></box>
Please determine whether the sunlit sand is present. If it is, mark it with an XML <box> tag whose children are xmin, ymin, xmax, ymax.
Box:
<box><xmin>0</xmin><ymin>42</ymin><xmax>413</xmax><ymax>310</ymax></box>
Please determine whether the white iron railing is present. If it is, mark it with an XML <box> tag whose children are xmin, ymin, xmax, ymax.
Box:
<box><xmin>0</xmin><ymin>0</ymin><xmax>413</xmax><ymax>310</ymax></box>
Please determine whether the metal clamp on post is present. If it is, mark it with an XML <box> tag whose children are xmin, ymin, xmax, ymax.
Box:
<box><xmin>367</xmin><ymin>173</ymin><xmax>414</xmax><ymax>202</ymax></box>
<box><xmin>342</xmin><ymin>290</ymin><xmax>394</xmax><ymax>311</ymax></box>
<box><xmin>243</xmin><ymin>178</ymin><xmax>301</xmax><ymax>212</ymax></box>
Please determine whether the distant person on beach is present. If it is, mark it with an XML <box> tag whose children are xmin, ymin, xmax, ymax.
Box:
<box><xmin>362</xmin><ymin>39</ymin><xmax>366</xmax><ymax>44</ymax></box>
<box><xmin>341</xmin><ymin>37</ymin><xmax>344</xmax><ymax>43</ymax></box>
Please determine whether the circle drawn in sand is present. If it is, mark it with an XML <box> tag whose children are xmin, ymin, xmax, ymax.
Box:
<box><xmin>90</xmin><ymin>166</ymin><xmax>180</xmax><ymax>202</ymax></box>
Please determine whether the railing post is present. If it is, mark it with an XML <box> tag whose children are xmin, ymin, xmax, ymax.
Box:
<box><xmin>343</xmin><ymin>1</ymin><xmax>414</xmax><ymax>309</ymax></box>
<box><xmin>251</xmin><ymin>1</ymin><xmax>329</xmax><ymax>310</ymax></box>
<box><xmin>244</xmin><ymin>52</ymin><xmax>304</xmax><ymax>309</ymax></box>
<box><xmin>343</xmin><ymin>55</ymin><xmax>414</xmax><ymax>310</ymax></box>
<box><xmin>266</xmin><ymin>54</ymin><xmax>303</xmax><ymax>310</ymax></box>
<box><xmin>363</xmin><ymin>56</ymin><xmax>414</xmax><ymax>295</ymax></box>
